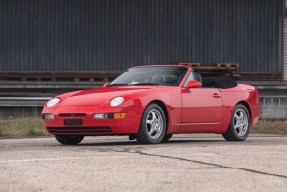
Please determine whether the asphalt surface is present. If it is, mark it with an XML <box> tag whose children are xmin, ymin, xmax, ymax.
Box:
<box><xmin>0</xmin><ymin>134</ymin><xmax>286</xmax><ymax>192</ymax></box>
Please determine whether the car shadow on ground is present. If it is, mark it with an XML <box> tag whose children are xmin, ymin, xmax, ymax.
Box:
<box><xmin>73</xmin><ymin>139</ymin><xmax>227</xmax><ymax>147</ymax></box>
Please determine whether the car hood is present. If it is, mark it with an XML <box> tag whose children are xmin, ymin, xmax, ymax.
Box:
<box><xmin>60</xmin><ymin>86</ymin><xmax>156</xmax><ymax>106</ymax></box>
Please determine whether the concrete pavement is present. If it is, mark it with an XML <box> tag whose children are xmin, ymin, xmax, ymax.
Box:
<box><xmin>0</xmin><ymin>134</ymin><xmax>286</xmax><ymax>192</ymax></box>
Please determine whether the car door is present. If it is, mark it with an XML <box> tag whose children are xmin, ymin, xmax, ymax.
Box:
<box><xmin>181</xmin><ymin>88</ymin><xmax>223</xmax><ymax>123</ymax></box>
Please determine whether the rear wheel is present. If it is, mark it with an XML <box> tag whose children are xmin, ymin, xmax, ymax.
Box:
<box><xmin>55</xmin><ymin>135</ymin><xmax>84</xmax><ymax>145</ymax></box>
<box><xmin>222</xmin><ymin>104</ymin><xmax>250</xmax><ymax>141</ymax></box>
<box><xmin>136</xmin><ymin>104</ymin><xmax>166</xmax><ymax>144</ymax></box>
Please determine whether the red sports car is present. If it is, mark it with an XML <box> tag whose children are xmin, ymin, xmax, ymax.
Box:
<box><xmin>42</xmin><ymin>65</ymin><xmax>260</xmax><ymax>145</ymax></box>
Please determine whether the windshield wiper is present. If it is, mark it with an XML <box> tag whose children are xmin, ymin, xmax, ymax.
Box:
<box><xmin>108</xmin><ymin>83</ymin><xmax>129</xmax><ymax>86</ymax></box>
<box><xmin>131</xmin><ymin>83</ymin><xmax>160</xmax><ymax>86</ymax></box>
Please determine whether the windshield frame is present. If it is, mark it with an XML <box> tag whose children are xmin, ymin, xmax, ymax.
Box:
<box><xmin>109</xmin><ymin>65</ymin><xmax>189</xmax><ymax>87</ymax></box>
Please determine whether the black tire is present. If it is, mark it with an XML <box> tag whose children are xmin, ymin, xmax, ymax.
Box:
<box><xmin>55</xmin><ymin>135</ymin><xmax>84</xmax><ymax>145</ymax></box>
<box><xmin>162</xmin><ymin>134</ymin><xmax>173</xmax><ymax>142</ymax></box>
<box><xmin>222</xmin><ymin>104</ymin><xmax>250</xmax><ymax>141</ymax></box>
<box><xmin>136</xmin><ymin>104</ymin><xmax>167</xmax><ymax>144</ymax></box>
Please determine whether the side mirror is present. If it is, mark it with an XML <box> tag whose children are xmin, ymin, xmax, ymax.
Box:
<box><xmin>185</xmin><ymin>80</ymin><xmax>201</xmax><ymax>89</ymax></box>
<box><xmin>103</xmin><ymin>82</ymin><xmax>109</xmax><ymax>87</ymax></box>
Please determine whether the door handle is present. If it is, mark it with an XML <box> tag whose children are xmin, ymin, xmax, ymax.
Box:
<box><xmin>212</xmin><ymin>93</ymin><xmax>221</xmax><ymax>98</ymax></box>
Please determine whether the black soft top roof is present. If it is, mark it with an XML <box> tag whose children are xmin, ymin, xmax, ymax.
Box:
<box><xmin>202</xmin><ymin>76</ymin><xmax>238</xmax><ymax>89</ymax></box>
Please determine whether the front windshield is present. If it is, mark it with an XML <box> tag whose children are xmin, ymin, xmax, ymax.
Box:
<box><xmin>109</xmin><ymin>66</ymin><xmax>187</xmax><ymax>86</ymax></box>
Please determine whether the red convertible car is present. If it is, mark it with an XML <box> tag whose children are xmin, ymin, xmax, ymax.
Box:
<box><xmin>42</xmin><ymin>65</ymin><xmax>260</xmax><ymax>145</ymax></box>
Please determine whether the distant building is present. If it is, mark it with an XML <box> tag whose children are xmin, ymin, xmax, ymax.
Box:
<box><xmin>0</xmin><ymin>0</ymin><xmax>284</xmax><ymax>78</ymax></box>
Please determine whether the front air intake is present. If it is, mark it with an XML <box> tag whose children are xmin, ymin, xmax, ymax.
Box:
<box><xmin>59</xmin><ymin>113</ymin><xmax>87</xmax><ymax>117</ymax></box>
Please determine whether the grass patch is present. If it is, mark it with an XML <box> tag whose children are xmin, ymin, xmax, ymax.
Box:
<box><xmin>0</xmin><ymin>118</ymin><xmax>286</xmax><ymax>137</ymax></box>
<box><xmin>0</xmin><ymin>117</ymin><xmax>48</xmax><ymax>137</ymax></box>
<box><xmin>251</xmin><ymin>120</ymin><xmax>287</xmax><ymax>135</ymax></box>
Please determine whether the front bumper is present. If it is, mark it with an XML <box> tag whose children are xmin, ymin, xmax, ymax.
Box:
<box><xmin>42</xmin><ymin>105</ymin><xmax>144</xmax><ymax>135</ymax></box>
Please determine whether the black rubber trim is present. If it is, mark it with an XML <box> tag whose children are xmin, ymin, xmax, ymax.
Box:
<box><xmin>47</xmin><ymin>126</ymin><xmax>112</xmax><ymax>134</ymax></box>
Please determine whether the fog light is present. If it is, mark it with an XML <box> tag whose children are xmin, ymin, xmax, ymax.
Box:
<box><xmin>93</xmin><ymin>113</ymin><xmax>112</xmax><ymax>119</ymax></box>
<box><xmin>114</xmin><ymin>113</ymin><xmax>126</xmax><ymax>119</ymax></box>
<box><xmin>93</xmin><ymin>113</ymin><xmax>107</xmax><ymax>119</ymax></box>
<box><xmin>42</xmin><ymin>113</ymin><xmax>54</xmax><ymax>120</ymax></box>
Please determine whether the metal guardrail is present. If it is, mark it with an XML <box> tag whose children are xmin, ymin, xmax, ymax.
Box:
<box><xmin>0</xmin><ymin>97</ymin><xmax>51</xmax><ymax>107</ymax></box>
<box><xmin>260</xmin><ymin>96</ymin><xmax>287</xmax><ymax>119</ymax></box>
<box><xmin>260</xmin><ymin>96</ymin><xmax>287</xmax><ymax>106</ymax></box>
<box><xmin>0</xmin><ymin>96</ymin><xmax>286</xmax><ymax>106</ymax></box>
<box><xmin>1</xmin><ymin>96</ymin><xmax>287</xmax><ymax>119</ymax></box>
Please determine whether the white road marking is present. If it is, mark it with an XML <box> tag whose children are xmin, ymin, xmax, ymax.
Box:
<box><xmin>0</xmin><ymin>151</ymin><xmax>285</xmax><ymax>164</ymax></box>
<box><xmin>0</xmin><ymin>155</ymin><xmax>142</xmax><ymax>163</ymax></box>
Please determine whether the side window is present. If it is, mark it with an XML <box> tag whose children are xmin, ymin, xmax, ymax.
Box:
<box><xmin>183</xmin><ymin>71</ymin><xmax>194</xmax><ymax>87</ymax></box>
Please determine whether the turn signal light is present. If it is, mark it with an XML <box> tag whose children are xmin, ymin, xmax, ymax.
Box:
<box><xmin>114</xmin><ymin>113</ymin><xmax>126</xmax><ymax>119</ymax></box>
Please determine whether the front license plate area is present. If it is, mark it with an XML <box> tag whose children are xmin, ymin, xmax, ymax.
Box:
<box><xmin>64</xmin><ymin>119</ymin><xmax>82</xmax><ymax>126</ymax></box>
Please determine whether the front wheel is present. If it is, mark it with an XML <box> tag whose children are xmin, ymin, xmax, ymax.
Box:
<box><xmin>136</xmin><ymin>104</ymin><xmax>167</xmax><ymax>144</ymax></box>
<box><xmin>55</xmin><ymin>135</ymin><xmax>84</xmax><ymax>145</ymax></box>
<box><xmin>222</xmin><ymin>104</ymin><xmax>250</xmax><ymax>141</ymax></box>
